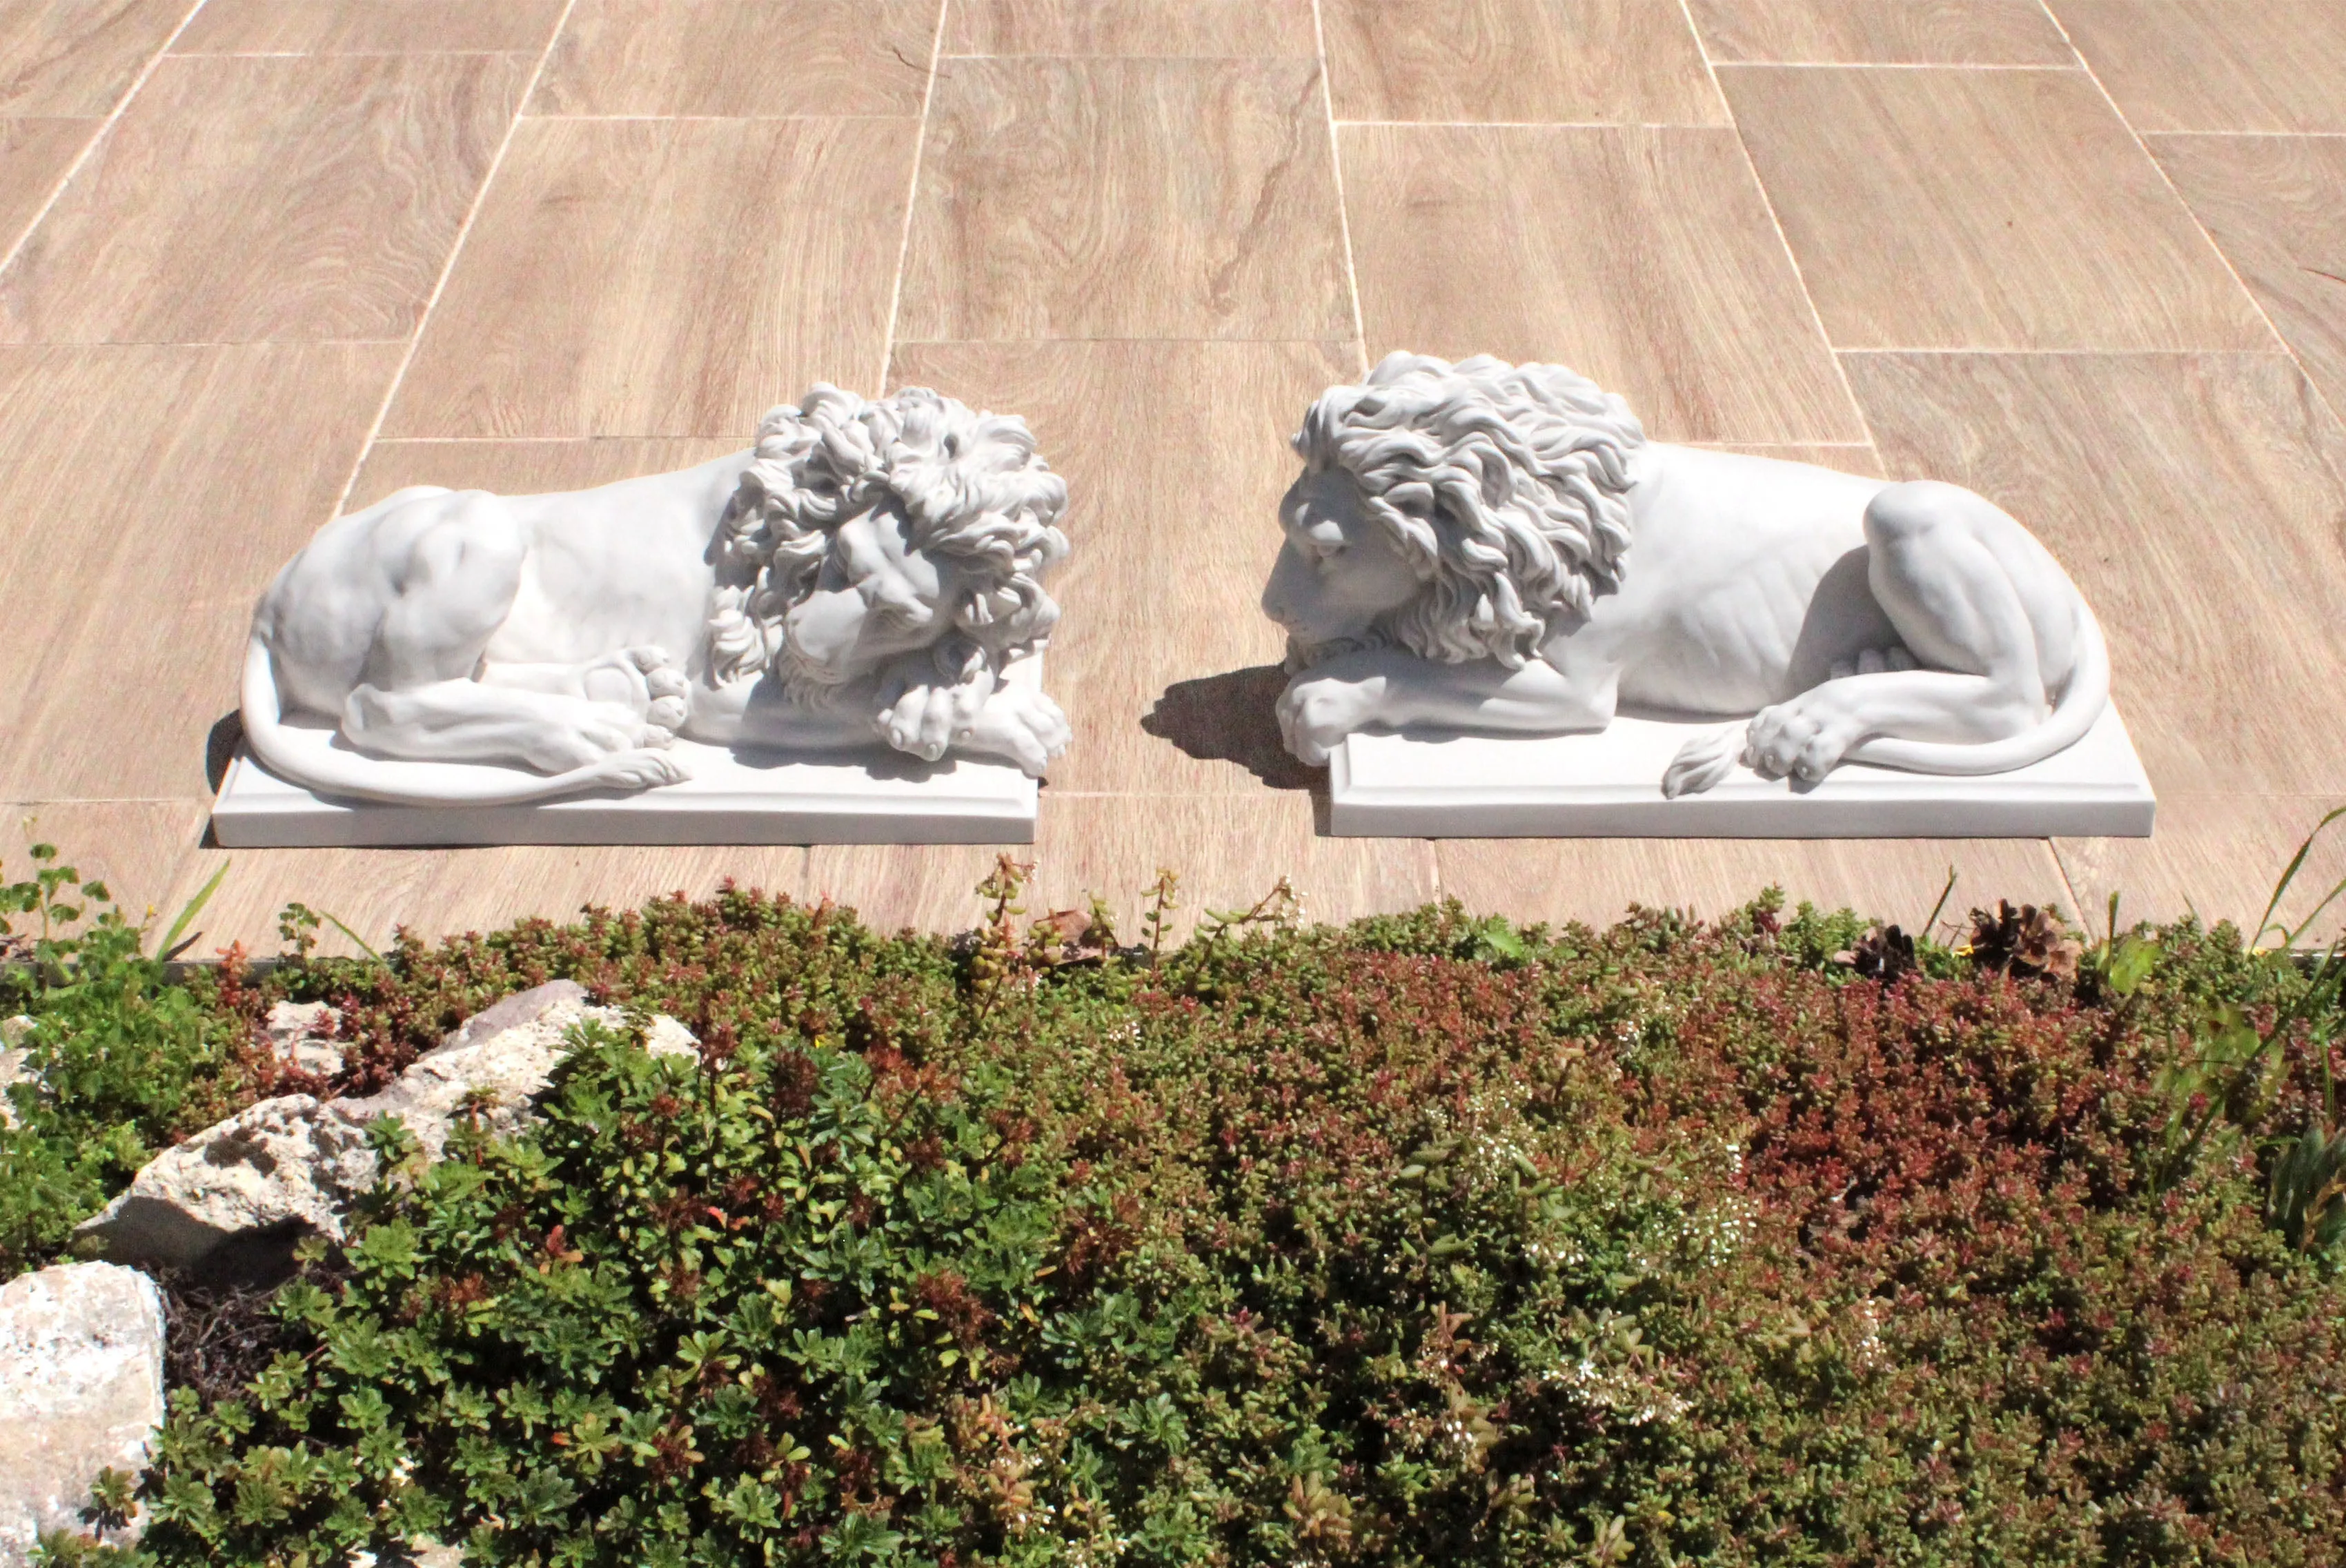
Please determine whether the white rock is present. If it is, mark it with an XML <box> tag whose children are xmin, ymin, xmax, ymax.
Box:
<box><xmin>77</xmin><ymin>1095</ymin><xmax>375</xmax><ymax>1269</ymax></box>
<box><xmin>0</xmin><ymin>1262</ymin><xmax>166</xmax><ymax>1567</ymax></box>
<box><xmin>342</xmin><ymin>986</ymin><xmax>606</xmax><ymax>1161</ymax></box>
<box><xmin>437</xmin><ymin>980</ymin><xmax>586</xmax><ymax>1051</ymax></box>
<box><xmin>348</xmin><ymin>1538</ymin><xmax>462</xmax><ymax>1568</ymax></box>
<box><xmin>642</xmin><ymin>1013</ymin><xmax>701</xmax><ymax>1061</ymax></box>
<box><xmin>264</xmin><ymin>1000</ymin><xmax>344</xmax><ymax>1075</ymax></box>
<box><xmin>0</xmin><ymin>1017</ymin><xmax>31</xmax><ymax>1131</ymax></box>
<box><xmin>79</xmin><ymin>982</ymin><xmax>697</xmax><ymax>1273</ymax></box>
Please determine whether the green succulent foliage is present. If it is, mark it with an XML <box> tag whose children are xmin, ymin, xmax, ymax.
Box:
<box><xmin>137</xmin><ymin>1014</ymin><xmax>1116</xmax><ymax>1568</ymax></box>
<box><xmin>0</xmin><ymin>848</ymin><xmax>241</xmax><ymax>1276</ymax></box>
<box><xmin>19</xmin><ymin>848</ymin><xmax>2346</xmax><ymax>1567</ymax></box>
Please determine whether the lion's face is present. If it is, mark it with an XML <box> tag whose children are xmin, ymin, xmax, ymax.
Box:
<box><xmin>1261</xmin><ymin>467</ymin><xmax>1424</xmax><ymax>666</ymax></box>
<box><xmin>778</xmin><ymin>504</ymin><xmax>972</xmax><ymax>688</ymax></box>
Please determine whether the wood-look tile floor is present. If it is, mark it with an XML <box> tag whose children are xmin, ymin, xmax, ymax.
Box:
<box><xmin>1</xmin><ymin>0</ymin><xmax>2342</xmax><ymax>953</ymax></box>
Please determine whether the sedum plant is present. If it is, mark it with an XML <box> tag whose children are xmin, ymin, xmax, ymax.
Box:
<box><xmin>104</xmin><ymin>882</ymin><xmax>2346</xmax><ymax>1568</ymax></box>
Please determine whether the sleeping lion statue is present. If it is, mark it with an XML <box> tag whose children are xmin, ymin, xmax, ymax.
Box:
<box><xmin>1261</xmin><ymin>353</ymin><xmax>2108</xmax><ymax>797</ymax></box>
<box><xmin>243</xmin><ymin>384</ymin><xmax>1072</xmax><ymax>806</ymax></box>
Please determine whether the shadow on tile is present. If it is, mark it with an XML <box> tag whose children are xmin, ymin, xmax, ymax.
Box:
<box><xmin>1142</xmin><ymin>665</ymin><xmax>1321</xmax><ymax>792</ymax></box>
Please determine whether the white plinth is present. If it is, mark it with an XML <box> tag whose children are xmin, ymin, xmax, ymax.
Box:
<box><xmin>210</xmin><ymin>733</ymin><xmax>1036</xmax><ymax>849</ymax></box>
<box><xmin>1328</xmin><ymin>703</ymin><xmax>2155</xmax><ymax>838</ymax></box>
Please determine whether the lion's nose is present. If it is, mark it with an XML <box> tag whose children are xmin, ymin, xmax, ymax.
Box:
<box><xmin>1260</xmin><ymin>561</ymin><xmax>1295</xmax><ymax>626</ymax></box>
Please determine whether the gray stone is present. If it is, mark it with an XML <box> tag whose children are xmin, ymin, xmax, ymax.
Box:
<box><xmin>0</xmin><ymin>1262</ymin><xmax>166</xmax><ymax>1567</ymax></box>
<box><xmin>440</xmin><ymin>980</ymin><xmax>586</xmax><ymax>1051</ymax></box>
<box><xmin>0</xmin><ymin>1016</ymin><xmax>31</xmax><ymax>1131</ymax></box>
<box><xmin>78</xmin><ymin>986</ymin><xmax>696</xmax><ymax>1274</ymax></box>
<box><xmin>264</xmin><ymin>1000</ymin><xmax>345</xmax><ymax>1075</ymax></box>
<box><xmin>76</xmin><ymin>1095</ymin><xmax>375</xmax><ymax>1270</ymax></box>
<box><xmin>344</xmin><ymin>987</ymin><xmax>607</xmax><ymax>1161</ymax></box>
<box><xmin>349</xmin><ymin>1538</ymin><xmax>462</xmax><ymax>1568</ymax></box>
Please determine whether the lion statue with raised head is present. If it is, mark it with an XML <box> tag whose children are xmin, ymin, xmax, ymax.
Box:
<box><xmin>242</xmin><ymin>384</ymin><xmax>1072</xmax><ymax>805</ymax></box>
<box><xmin>1262</xmin><ymin>352</ymin><xmax>2107</xmax><ymax>795</ymax></box>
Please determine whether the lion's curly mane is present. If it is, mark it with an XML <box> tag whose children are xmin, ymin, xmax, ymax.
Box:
<box><xmin>704</xmin><ymin>384</ymin><xmax>1070</xmax><ymax>692</ymax></box>
<box><xmin>1294</xmin><ymin>352</ymin><xmax>1645</xmax><ymax>668</ymax></box>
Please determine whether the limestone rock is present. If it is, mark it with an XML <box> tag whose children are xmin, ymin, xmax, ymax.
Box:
<box><xmin>264</xmin><ymin>1000</ymin><xmax>345</xmax><ymax>1075</ymax></box>
<box><xmin>349</xmin><ymin>1538</ymin><xmax>462</xmax><ymax>1568</ymax></box>
<box><xmin>440</xmin><ymin>980</ymin><xmax>586</xmax><ymax>1051</ymax></box>
<box><xmin>342</xmin><ymin>985</ymin><xmax>603</xmax><ymax>1160</ymax></box>
<box><xmin>79</xmin><ymin>982</ymin><xmax>696</xmax><ymax>1273</ymax></box>
<box><xmin>0</xmin><ymin>1262</ymin><xmax>166</xmax><ymax>1567</ymax></box>
<box><xmin>0</xmin><ymin>1016</ymin><xmax>32</xmax><ymax>1130</ymax></box>
<box><xmin>77</xmin><ymin>1095</ymin><xmax>375</xmax><ymax>1270</ymax></box>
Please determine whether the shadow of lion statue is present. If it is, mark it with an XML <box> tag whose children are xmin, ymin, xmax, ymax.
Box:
<box><xmin>241</xmin><ymin>384</ymin><xmax>1072</xmax><ymax>806</ymax></box>
<box><xmin>1261</xmin><ymin>352</ymin><xmax>2108</xmax><ymax>797</ymax></box>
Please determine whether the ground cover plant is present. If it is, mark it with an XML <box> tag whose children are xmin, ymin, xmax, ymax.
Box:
<box><xmin>10</xmin><ymin>843</ymin><xmax>2346</xmax><ymax>1567</ymax></box>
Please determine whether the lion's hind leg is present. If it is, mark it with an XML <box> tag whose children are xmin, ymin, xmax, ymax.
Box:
<box><xmin>339</xmin><ymin>492</ymin><xmax>680</xmax><ymax>780</ymax></box>
<box><xmin>344</xmin><ymin>681</ymin><xmax>681</xmax><ymax>775</ymax></box>
<box><xmin>1742</xmin><ymin>482</ymin><xmax>2057</xmax><ymax>784</ymax></box>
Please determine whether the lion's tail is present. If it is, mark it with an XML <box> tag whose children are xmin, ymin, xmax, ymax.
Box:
<box><xmin>237</xmin><ymin>635</ymin><xmax>682</xmax><ymax>808</ymax></box>
<box><xmin>1842</xmin><ymin>602</ymin><xmax>2109</xmax><ymax>777</ymax></box>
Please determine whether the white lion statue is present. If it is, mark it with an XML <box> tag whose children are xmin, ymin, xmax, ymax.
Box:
<box><xmin>243</xmin><ymin>384</ymin><xmax>1072</xmax><ymax>805</ymax></box>
<box><xmin>1261</xmin><ymin>352</ymin><xmax>2108</xmax><ymax>796</ymax></box>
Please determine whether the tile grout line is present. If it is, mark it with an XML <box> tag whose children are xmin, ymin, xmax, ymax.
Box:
<box><xmin>1673</xmin><ymin>0</ymin><xmax>1883</xmax><ymax>456</ymax></box>
<box><xmin>0</xmin><ymin>0</ymin><xmax>215</xmax><ymax>283</ymax></box>
<box><xmin>2044</xmin><ymin>838</ymin><xmax>2093</xmax><ymax>929</ymax></box>
<box><xmin>1684</xmin><ymin>3</ymin><xmax>2072</xmax><ymax>904</ymax></box>
<box><xmin>1840</xmin><ymin>346</ymin><xmax>2301</xmax><ymax>358</ymax></box>
<box><xmin>874</xmin><ymin>0</ymin><xmax>953</xmax><ymax>395</ymax></box>
<box><xmin>2030</xmin><ymin>0</ymin><xmax>2346</xmax><ymax>441</ymax></box>
<box><xmin>1308</xmin><ymin>0</ymin><xmax>1371</xmax><ymax>378</ymax></box>
<box><xmin>322</xmin><ymin>0</ymin><xmax>582</xmax><ymax>518</ymax></box>
<box><xmin>1334</xmin><ymin>118</ymin><xmax>1737</xmax><ymax>130</ymax></box>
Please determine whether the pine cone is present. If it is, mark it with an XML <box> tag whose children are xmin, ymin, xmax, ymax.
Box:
<box><xmin>1966</xmin><ymin>900</ymin><xmax>2080</xmax><ymax>980</ymax></box>
<box><xmin>1834</xmin><ymin>924</ymin><xmax>1917</xmax><ymax>982</ymax></box>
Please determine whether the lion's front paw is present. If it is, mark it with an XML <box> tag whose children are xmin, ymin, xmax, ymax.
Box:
<box><xmin>1274</xmin><ymin>672</ymin><xmax>1388</xmax><ymax>766</ymax></box>
<box><xmin>581</xmin><ymin>647</ymin><xmax>691</xmax><ymax>734</ymax></box>
<box><xmin>878</xmin><ymin>673</ymin><xmax>992</xmax><ymax>763</ymax></box>
<box><xmin>964</xmin><ymin>686</ymin><xmax>1071</xmax><ymax>777</ymax></box>
<box><xmin>1744</xmin><ymin>695</ymin><xmax>1866</xmax><ymax>783</ymax></box>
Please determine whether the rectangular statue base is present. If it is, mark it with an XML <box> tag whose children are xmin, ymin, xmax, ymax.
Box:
<box><xmin>1328</xmin><ymin>704</ymin><xmax>2155</xmax><ymax>838</ymax></box>
<box><xmin>210</xmin><ymin>730</ymin><xmax>1036</xmax><ymax>848</ymax></box>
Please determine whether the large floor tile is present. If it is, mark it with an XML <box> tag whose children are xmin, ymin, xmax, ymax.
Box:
<box><xmin>349</xmin><ymin>437</ymin><xmax>745</xmax><ymax>508</ymax></box>
<box><xmin>0</xmin><ymin>52</ymin><xmax>528</xmax><ymax>343</ymax></box>
<box><xmin>0</xmin><ymin>118</ymin><xmax>92</xmax><ymax>252</ymax></box>
<box><xmin>0</xmin><ymin>342</ymin><xmax>402</xmax><ymax>801</ymax></box>
<box><xmin>1690</xmin><ymin>441</ymin><xmax>1884</xmax><ymax>474</ymax></box>
<box><xmin>889</xmin><ymin>339</ymin><xmax>1355</xmax><ymax>795</ymax></box>
<box><xmin>896</xmin><ymin>57</ymin><xmax>1351</xmax><ymax>341</ymax></box>
<box><xmin>1341</xmin><ymin>123</ymin><xmax>1862</xmax><ymax>442</ymax></box>
<box><xmin>173</xmin><ymin>0</ymin><xmax>566</xmax><ymax>54</ymax></box>
<box><xmin>942</xmin><ymin>0</ymin><xmax>1317</xmax><ymax>57</ymax></box>
<box><xmin>533</xmin><ymin>0</ymin><xmax>937</xmax><ymax>118</ymax></box>
<box><xmin>0</xmin><ymin>802</ymin><xmax>208</xmax><ymax>935</ymax></box>
<box><xmin>2051</xmin><ymin>0</ymin><xmax>2346</xmax><ymax>133</ymax></box>
<box><xmin>386</xmin><ymin>115</ymin><xmax>916</xmax><ymax>439</ymax></box>
<box><xmin>0</xmin><ymin>0</ymin><xmax>184</xmax><ymax>117</ymax></box>
<box><xmin>1436</xmin><ymin>835</ymin><xmax>2072</xmax><ymax>931</ymax></box>
<box><xmin>2056</xmin><ymin>795</ymin><xmax>2346</xmax><ymax>946</ymax></box>
<box><xmin>1686</xmin><ymin>0</ymin><xmax>2071</xmax><ymax>63</ymax></box>
<box><xmin>811</xmin><ymin>794</ymin><xmax>1438</xmax><ymax>937</ymax></box>
<box><xmin>1723</xmin><ymin>66</ymin><xmax>2269</xmax><ymax>350</ymax></box>
<box><xmin>1322</xmin><ymin>0</ymin><xmax>1726</xmax><ymax>124</ymax></box>
<box><xmin>2151</xmin><ymin>135</ymin><xmax>2346</xmax><ymax>424</ymax></box>
<box><xmin>166</xmin><ymin>842</ymin><xmax>814</xmax><ymax>957</ymax></box>
<box><xmin>1843</xmin><ymin>350</ymin><xmax>2346</xmax><ymax>797</ymax></box>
